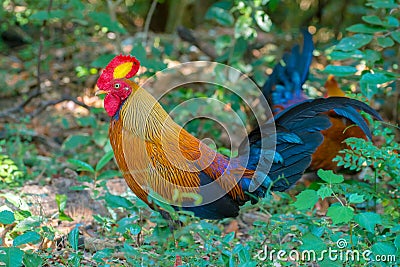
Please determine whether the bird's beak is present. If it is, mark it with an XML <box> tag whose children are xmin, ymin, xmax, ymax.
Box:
<box><xmin>95</xmin><ymin>89</ymin><xmax>107</xmax><ymax>96</ymax></box>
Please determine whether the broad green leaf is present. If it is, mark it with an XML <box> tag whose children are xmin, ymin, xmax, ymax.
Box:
<box><xmin>59</xmin><ymin>211</ymin><xmax>73</xmax><ymax>222</ymax></box>
<box><xmin>391</xmin><ymin>31</ymin><xmax>400</xmax><ymax>44</ymax></box>
<box><xmin>299</xmin><ymin>232</ymin><xmax>327</xmax><ymax>251</ymax></box>
<box><xmin>327</xmin><ymin>205</ymin><xmax>354</xmax><ymax>224</ymax></box>
<box><xmin>30</xmin><ymin>10</ymin><xmax>67</xmax><ymax>21</ymax></box>
<box><xmin>104</xmin><ymin>193</ymin><xmax>135</xmax><ymax>210</ymax></box>
<box><xmin>0</xmin><ymin>247</ymin><xmax>23</xmax><ymax>267</ymax></box>
<box><xmin>89</xmin><ymin>12</ymin><xmax>126</xmax><ymax>33</ymax></box>
<box><xmin>323</xmin><ymin>65</ymin><xmax>357</xmax><ymax>77</ymax></box>
<box><xmin>68</xmin><ymin>227</ymin><xmax>79</xmax><ymax>251</ymax></box>
<box><xmin>329</xmin><ymin>50</ymin><xmax>363</xmax><ymax>60</ymax></box>
<box><xmin>63</xmin><ymin>135</ymin><xmax>91</xmax><ymax>150</ymax></box>
<box><xmin>317</xmin><ymin>186</ymin><xmax>333</xmax><ymax>200</ymax></box>
<box><xmin>13</xmin><ymin>231</ymin><xmax>41</xmax><ymax>246</ymax></box>
<box><xmin>97</xmin><ymin>170</ymin><xmax>121</xmax><ymax>180</ymax></box>
<box><xmin>346</xmin><ymin>23</ymin><xmax>385</xmax><ymax>34</ymax></box>
<box><xmin>349</xmin><ymin>193</ymin><xmax>365</xmax><ymax>204</ymax></box>
<box><xmin>383</xmin><ymin>16</ymin><xmax>399</xmax><ymax>27</ymax></box>
<box><xmin>394</xmin><ymin>235</ymin><xmax>400</xmax><ymax>250</ymax></box>
<box><xmin>67</xmin><ymin>158</ymin><xmax>95</xmax><ymax>173</ymax></box>
<box><xmin>205</xmin><ymin>6</ymin><xmax>234</xmax><ymax>26</ymax></box>
<box><xmin>354</xmin><ymin>212</ymin><xmax>381</xmax><ymax>233</ymax></box>
<box><xmin>318</xmin><ymin>169</ymin><xmax>344</xmax><ymax>184</ymax></box>
<box><xmin>367</xmin><ymin>1</ymin><xmax>399</xmax><ymax>9</ymax></box>
<box><xmin>23</xmin><ymin>252</ymin><xmax>43</xmax><ymax>267</ymax></box>
<box><xmin>293</xmin><ymin>190</ymin><xmax>319</xmax><ymax>210</ymax></box>
<box><xmin>371</xmin><ymin>242</ymin><xmax>396</xmax><ymax>256</ymax></box>
<box><xmin>0</xmin><ymin>210</ymin><xmax>15</xmax><ymax>224</ymax></box>
<box><xmin>360</xmin><ymin>73</ymin><xmax>395</xmax><ymax>84</ymax></box>
<box><xmin>335</xmin><ymin>34</ymin><xmax>373</xmax><ymax>52</ymax></box>
<box><xmin>129</xmin><ymin>224</ymin><xmax>141</xmax><ymax>235</ymax></box>
<box><xmin>362</xmin><ymin>15</ymin><xmax>383</xmax><ymax>25</ymax></box>
<box><xmin>55</xmin><ymin>194</ymin><xmax>68</xmax><ymax>212</ymax></box>
<box><xmin>377</xmin><ymin>36</ymin><xmax>395</xmax><ymax>48</ymax></box>
<box><xmin>362</xmin><ymin>49</ymin><xmax>381</xmax><ymax>63</ymax></box>
<box><xmin>96</xmin><ymin>150</ymin><xmax>114</xmax><ymax>172</ymax></box>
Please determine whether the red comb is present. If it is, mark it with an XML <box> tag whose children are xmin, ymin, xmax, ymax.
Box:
<box><xmin>97</xmin><ymin>55</ymin><xmax>140</xmax><ymax>90</ymax></box>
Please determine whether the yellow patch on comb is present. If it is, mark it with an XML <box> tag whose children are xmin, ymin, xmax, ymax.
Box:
<box><xmin>113</xmin><ymin>62</ymin><xmax>134</xmax><ymax>79</ymax></box>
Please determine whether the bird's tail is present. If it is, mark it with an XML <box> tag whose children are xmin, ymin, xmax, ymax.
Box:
<box><xmin>238</xmin><ymin>97</ymin><xmax>382</xmax><ymax>197</ymax></box>
<box><xmin>261</xmin><ymin>29</ymin><xmax>314</xmax><ymax>110</ymax></box>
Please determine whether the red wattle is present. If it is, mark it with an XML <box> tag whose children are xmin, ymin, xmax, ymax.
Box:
<box><xmin>104</xmin><ymin>93</ymin><xmax>121</xmax><ymax>117</ymax></box>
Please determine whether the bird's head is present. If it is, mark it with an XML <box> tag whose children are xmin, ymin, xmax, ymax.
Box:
<box><xmin>96</xmin><ymin>55</ymin><xmax>140</xmax><ymax>117</ymax></box>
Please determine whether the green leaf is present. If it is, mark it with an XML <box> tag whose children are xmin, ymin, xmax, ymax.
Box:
<box><xmin>360</xmin><ymin>73</ymin><xmax>395</xmax><ymax>84</ymax></box>
<box><xmin>293</xmin><ymin>190</ymin><xmax>319</xmax><ymax>210</ymax></box>
<box><xmin>96</xmin><ymin>150</ymin><xmax>114</xmax><ymax>172</ymax></box>
<box><xmin>68</xmin><ymin>227</ymin><xmax>79</xmax><ymax>251</ymax></box>
<box><xmin>55</xmin><ymin>194</ymin><xmax>68</xmax><ymax>212</ymax></box>
<box><xmin>391</xmin><ymin>31</ymin><xmax>400</xmax><ymax>44</ymax></box>
<box><xmin>63</xmin><ymin>135</ymin><xmax>91</xmax><ymax>150</ymax></box>
<box><xmin>362</xmin><ymin>15</ymin><xmax>383</xmax><ymax>26</ymax></box>
<box><xmin>30</xmin><ymin>10</ymin><xmax>67</xmax><ymax>21</ymax></box>
<box><xmin>394</xmin><ymin>235</ymin><xmax>400</xmax><ymax>250</ymax></box>
<box><xmin>329</xmin><ymin>50</ymin><xmax>363</xmax><ymax>60</ymax></box>
<box><xmin>362</xmin><ymin>49</ymin><xmax>381</xmax><ymax>63</ymax></box>
<box><xmin>0</xmin><ymin>210</ymin><xmax>15</xmax><ymax>224</ymax></box>
<box><xmin>0</xmin><ymin>247</ymin><xmax>23</xmax><ymax>267</ymax></box>
<box><xmin>299</xmin><ymin>232</ymin><xmax>327</xmax><ymax>251</ymax></box>
<box><xmin>89</xmin><ymin>12</ymin><xmax>126</xmax><ymax>33</ymax></box>
<box><xmin>205</xmin><ymin>6</ymin><xmax>234</xmax><ymax>26</ymax></box>
<box><xmin>104</xmin><ymin>193</ymin><xmax>135</xmax><ymax>210</ymax></box>
<box><xmin>335</xmin><ymin>34</ymin><xmax>373</xmax><ymax>51</ymax></box>
<box><xmin>97</xmin><ymin>170</ymin><xmax>121</xmax><ymax>180</ymax></box>
<box><xmin>317</xmin><ymin>186</ymin><xmax>333</xmax><ymax>200</ymax></box>
<box><xmin>323</xmin><ymin>65</ymin><xmax>357</xmax><ymax>77</ymax></box>
<box><xmin>59</xmin><ymin>211</ymin><xmax>73</xmax><ymax>222</ymax></box>
<box><xmin>67</xmin><ymin>158</ymin><xmax>95</xmax><ymax>173</ymax></box>
<box><xmin>346</xmin><ymin>23</ymin><xmax>385</xmax><ymax>34</ymax></box>
<box><xmin>13</xmin><ymin>231</ymin><xmax>41</xmax><ymax>246</ymax></box>
<box><xmin>129</xmin><ymin>224</ymin><xmax>141</xmax><ymax>235</ymax></box>
<box><xmin>327</xmin><ymin>205</ymin><xmax>354</xmax><ymax>224</ymax></box>
<box><xmin>354</xmin><ymin>212</ymin><xmax>381</xmax><ymax>233</ymax></box>
<box><xmin>367</xmin><ymin>1</ymin><xmax>399</xmax><ymax>9</ymax></box>
<box><xmin>377</xmin><ymin>36</ymin><xmax>395</xmax><ymax>48</ymax></box>
<box><xmin>317</xmin><ymin>169</ymin><xmax>344</xmax><ymax>184</ymax></box>
<box><xmin>371</xmin><ymin>242</ymin><xmax>396</xmax><ymax>256</ymax></box>
<box><xmin>348</xmin><ymin>193</ymin><xmax>364</xmax><ymax>204</ymax></box>
<box><xmin>23</xmin><ymin>252</ymin><xmax>43</xmax><ymax>267</ymax></box>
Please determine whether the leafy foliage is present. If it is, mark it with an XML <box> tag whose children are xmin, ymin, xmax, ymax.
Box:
<box><xmin>0</xmin><ymin>0</ymin><xmax>399</xmax><ymax>266</ymax></box>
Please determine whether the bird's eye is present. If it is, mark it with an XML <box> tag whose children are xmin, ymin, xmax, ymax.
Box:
<box><xmin>114</xmin><ymin>83</ymin><xmax>121</xmax><ymax>89</ymax></box>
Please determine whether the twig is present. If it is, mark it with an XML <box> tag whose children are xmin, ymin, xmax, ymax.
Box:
<box><xmin>30</xmin><ymin>95</ymin><xmax>91</xmax><ymax>117</ymax></box>
<box><xmin>143</xmin><ymin>0</ymin><xmax>158</xmax><ymax>47</ymax></box>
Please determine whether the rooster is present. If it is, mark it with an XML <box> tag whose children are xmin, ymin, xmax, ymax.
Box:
<box><xmin>96</xmin><ymin>55</ymin><xmax>381</xmax><ymax>219</ymax></box>
<box><xmin>262</xmin><ymin>31</ymin><xmax>370</xmax><ymax>171</ymax></box>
